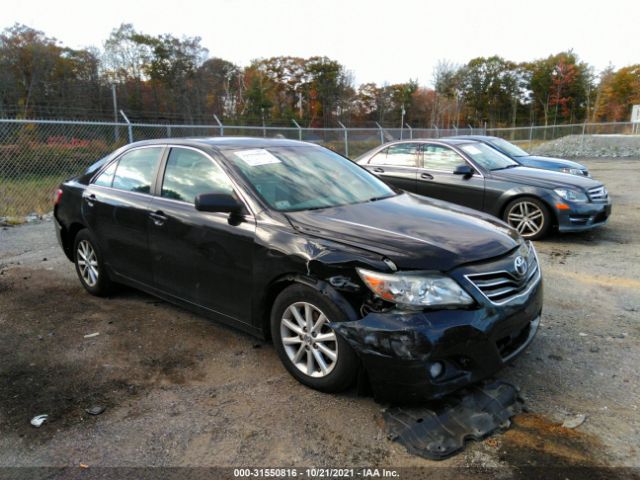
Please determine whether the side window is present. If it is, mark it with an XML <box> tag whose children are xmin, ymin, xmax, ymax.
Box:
<box><xmin>93</xmin><ymin>161</ymin><xmax>117</xmax><ymax>187</ymax></box>
<box><xmin>368</xmin><ymin>147</ymin><xmax>389</xmax><ymax>165</ymax></box>
<box><xmin>112</xmin><ymin>147</ymin><xmax>163</xmax><ymax>194</ymax></box>
<box><xmin>370</xmin><ymin>144</ymin><xmax>418</xmax><ymax>167</ymax></box>
<box><xmin>422</xmin><ymin>145</ymin><xmax>467</xmax><ymax>172</ymax></box>
<box><xmin>161</xmin><ymin>148</ymin><xmax>234</xmax><ymax>203</ymax></box>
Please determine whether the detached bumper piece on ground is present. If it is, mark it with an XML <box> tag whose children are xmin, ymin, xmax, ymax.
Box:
<box><xmin>383</xmin><ymin>379</ymin><xmax>523</xmax><ymax>460</ymax></box>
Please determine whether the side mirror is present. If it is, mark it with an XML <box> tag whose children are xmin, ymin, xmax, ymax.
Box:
<box><xmin>453</xmin><ymin>164</ymin><xmax>474</xmax><ymax>177</ymax></box>
<box><xmin>195</xmin><ymin>193</ymin><xmax>243</xmax><ymax>214</ymax></box>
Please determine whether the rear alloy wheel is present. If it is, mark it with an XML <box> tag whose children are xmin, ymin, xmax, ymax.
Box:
<box><xmin>271</xmin><ymin>284</ymin><xmax>358</xmax><ymax>392</ymax></box>
<box><xmin>73</xmin><ymin>229</ymin><xmax>113</xmax><ymax>296</ymax></box>
<box><xmin>503</xmin><ymin>197</ymin><xmax>551</xmax><ymax>240</ymax></box>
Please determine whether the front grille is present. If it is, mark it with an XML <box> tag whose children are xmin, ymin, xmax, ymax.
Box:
<box><xmin>588</xmin><ymin>186</ymin><xmax>608</xmax><ymax>202</ymax></box>
<box><xmin>465</xmin><ymin>246</ymin><xmax>540</xmax><ymax>305</ymax></box>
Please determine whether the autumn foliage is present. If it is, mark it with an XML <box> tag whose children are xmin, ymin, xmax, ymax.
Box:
<box><xmin>0</xmin><ymin>23</ymin><xmax>638</xmax><ymax>128</ymax></box>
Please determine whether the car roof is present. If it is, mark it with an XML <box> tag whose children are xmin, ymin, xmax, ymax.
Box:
<box><xmin>446</xmin><ymin>135</ymin><xmax>498</xmax><ymax>141</ymax></box>
<box><xmin>123</xmin><ymin>137</ymin><xmax>313</xmax><ymax>151</ymax></box>
<box><xmin>384</xmin><ymin>138</ymin><xmax>476</xmax><ymax>146</ymax></box>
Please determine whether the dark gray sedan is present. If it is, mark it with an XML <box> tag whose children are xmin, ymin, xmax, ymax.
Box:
<box><xmin>356</xmin><ymin>139</ymin><xmax>611</xmax><ymax>240</ymax></box>
<box><xmin>448</xmin><ymin>135</ymin><xmax>590</xmax><ymax>177</ymax></box>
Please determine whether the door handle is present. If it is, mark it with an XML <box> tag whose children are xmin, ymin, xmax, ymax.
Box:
<box><xmin>372</xmin><ymin>167</ymin><xmax>385</xmax><ymax>173</ymax></box>
<box><xmin>85</xmin><ymin>193</ymin><xmax>96</xmax><ymax>207</ymax></box>
<box><xmin>149</xmin><ymin>210</ymin><xmax>167</xmax><ymax>226</ymax></box>
<box><xmin>420</xmin><ymin>173</ymin><xmax>434</xmax><ymax>180</ymax></box>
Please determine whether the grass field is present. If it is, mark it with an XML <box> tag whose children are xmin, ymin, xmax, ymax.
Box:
<box><xmin>0</xmin><ymin>174</ymin><xmax>65</xmax><ymax>218</ymax></box>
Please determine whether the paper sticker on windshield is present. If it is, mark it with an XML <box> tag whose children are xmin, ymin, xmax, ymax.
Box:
<box><xmin>461</xmin><ymin>145</ymin><xmax>482</xmax><ymax>155</ymax></box>
<box><xmin>235</xmin><ymin>149</ymin><xmax>281</xmax><ymax>166</ymax></box>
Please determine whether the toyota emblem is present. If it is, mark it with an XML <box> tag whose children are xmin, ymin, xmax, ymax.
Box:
<box><xmin>514</xmin><ymin>256</ymin><xmax>528</xmax><ymax>277</ymax></box>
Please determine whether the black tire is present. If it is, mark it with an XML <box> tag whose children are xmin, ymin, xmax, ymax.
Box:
<box><xmin>270</xmin><ymin>284</ymin><xmax>358</xmax><ymax>393</ymax></box>
<box><xmin>503</xmin><ymin>196</ymin><xmax>552</xmax><ymax>241</ymax></box>
<box><xmin>73</xmin><ymin>229</ymin><xmax>113</xmax><ymax>296</ymax></box>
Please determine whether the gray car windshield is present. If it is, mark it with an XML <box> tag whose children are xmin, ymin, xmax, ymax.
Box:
<box><xmin>460</xmin><ymin>143</ymin><xmax>520</xmax><ymax>171</ymax></box>
<box><xmin>227</xmin><ymin>146</ymin><xmax>396</xmax><ymax>211</ymax></box>
<box><xmin>489</xmin><ymin>138</ymin><xmax>529</xmax><ymax>157</ymax></box>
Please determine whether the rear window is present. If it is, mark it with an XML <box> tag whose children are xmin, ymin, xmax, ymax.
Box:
<box><xmin>111</xmin><ymin>147</ymin><xmax>163</xmax><ymax>194</ymax></box>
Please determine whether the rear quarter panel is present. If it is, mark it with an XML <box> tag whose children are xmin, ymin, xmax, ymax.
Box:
<box><xmin>54</xmin><ymin>180</ymin><xmax>87</xmax><ymax>259</ymax></box>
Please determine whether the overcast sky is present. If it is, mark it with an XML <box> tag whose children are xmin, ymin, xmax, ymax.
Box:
<box><xmin>3</xmin><ymin>0</ymin><xmax>638</xmax><ymax>86</ymax></box>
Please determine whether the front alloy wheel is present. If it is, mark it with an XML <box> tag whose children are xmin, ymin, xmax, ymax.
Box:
<box><xmin>280</xmin><ymin>302</ymin><xmax>338</xmax><ymax>378</ymax></box>
<box><xmin>271</xmin><ymin>284</ymin><xmax>358</xmax><ymax>392</ymax></box>
<box><xmin>504</xmin><ymin>197</ymin><xmax>551</xmax><ymax>240</ymax></box>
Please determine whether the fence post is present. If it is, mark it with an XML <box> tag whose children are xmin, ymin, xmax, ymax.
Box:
<box><xmin>433</xmin><ymin>124</ymin><xmax>439</xmax><ymax>138</ymax></box>
<box><xmin>453</xmin><ymin>125</ymin><xmax>458</xmax><ymax>136</ymax></box>
<box><xmin>375</xmin><ymin>122</ymin><xmax>384</xmax><ymax>144</ymax></box>
<box><xmin>337</xmin><ymin>121</ymin><xmax>349</xmax><ymax>158</ymax></box>
<box><xmin>405</xmin><ymin>123</ymin><xmax>413</xmax><ymax>139</ymax></box>
<box><xmin>468</xmin><ymin>124</ymin><xmax>473</xmax><ymax>135</ymax></box>
<box><xmin>119</xmin><ymin>110</ymin><xmax>133</xmax><ymax>143</ymax></box>
<box><xmin>213</xmin><ymin>114</ymin><xmax>224</xmax><ymax>136</ymax></box>
<box><xmin>291</xmin><ymin>119</ymin><xmax>302</xmax><ymax>141</ymax></box>
<box><xmin>166</xmin><ymin>125</ymin><xmax>171</xmax><ymax>137</ymax></box>
<box><xmin>529</xmin><ymin>122</ymin><xmax>533</xmax><ymax>150</ymax></box>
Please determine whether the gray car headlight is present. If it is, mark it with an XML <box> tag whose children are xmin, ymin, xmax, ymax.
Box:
<box><xmin>554</xmin><ymin>188</ymin><xmax>588</xmax><ymax>203</ymax></box>
<box><xmin>561</xmin><ymin>167</ymin><xmax>585</xmax><ymax>176</ymax></box>
<box><xmin>356</xmin><ymin>268</ymin><xmax>473</xmax><ymax>308</ymax></box>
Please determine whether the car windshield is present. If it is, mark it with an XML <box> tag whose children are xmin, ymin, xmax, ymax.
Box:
<box><xmin>227</xmin><ymin>146</ymin><xmax>396</xmax><ymax>212</ymax></box>
<box><xmin>489</xmin><ymin>138</ymin><xmax>529</xmax><ymax>157</ymax></box>
<box><xmin>460</xmin><ymin>142</ymin><xmax>520</xmax><ymax>171</ymax></box>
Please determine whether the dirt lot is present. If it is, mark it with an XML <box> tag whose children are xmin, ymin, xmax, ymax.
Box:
<box><xmin>0</xmin><ymin>159</ymin><xmax>639</xmax><ymax>477</ymax></box>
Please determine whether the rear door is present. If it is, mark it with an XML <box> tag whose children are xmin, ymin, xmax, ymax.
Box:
<box><xmin>417</xmin><ymin>144</ymin><xmax>485</xmax><ymax>210</ymax></box>
<box><xmin>148</xmin><ymin>146</ymin><xmax>255</xmax><ymax>323</ymax></box>
<box><xmin>83</xmin><ymin>146</ymin><xmax>165</xmax><ymax>286</ymax></box>
<box><xmin>362</xmin><ymin>143</ymin><xmax>419</xmax><ymax>192</ymax></box>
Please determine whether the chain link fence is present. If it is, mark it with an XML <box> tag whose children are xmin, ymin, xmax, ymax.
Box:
<box><xmin>1</xmin><ymin>118</ymin><xmax>638</xmax><ymax>219</ymax></box>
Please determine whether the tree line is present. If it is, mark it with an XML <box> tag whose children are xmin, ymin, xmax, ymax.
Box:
<box><xmin>1</xmin><ymin>23</ymin><xmax>638</xmax><ymax>127</ymax></box>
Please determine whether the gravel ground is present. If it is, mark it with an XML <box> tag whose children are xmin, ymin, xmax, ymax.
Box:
<box><xmin>532</xmin><ymin>134</ymin><xmax>640</xmax><ymax>158</ymax></box>
<box><xmin>0</xmin><ymin>159</ymin><xmax>639</xmax><ymax>476</ymax></box>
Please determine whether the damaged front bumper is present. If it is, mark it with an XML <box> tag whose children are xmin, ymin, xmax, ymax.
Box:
<box><xmin>332</xmin><ymin>253</ymin><xmax>543</xmax><ymax>403</ymax></box>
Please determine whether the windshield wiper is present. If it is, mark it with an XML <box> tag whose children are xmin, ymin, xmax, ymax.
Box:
<box><xmin>491</xmin><ymin>164</ymin><xmax>519</xmax><ymax>171</ymax></box>
<box><xmin>367</xmin><ymin>194</ymin><xmax>394</xmax><ymax>203</ymax></box>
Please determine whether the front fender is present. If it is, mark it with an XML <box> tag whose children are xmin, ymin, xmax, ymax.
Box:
<box><xmin>251</xmin><ymin>221</ymin><xmax>394</xmax><ymax>335</ymax></box>
<box><xmin>493</xmin><ymin>187</ymin><xmax>555</xmax><ymax>218</ymax></box>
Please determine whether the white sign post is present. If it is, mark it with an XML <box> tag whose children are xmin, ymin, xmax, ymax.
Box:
<box><xmin>632</xmin><ymin>105</ymin><xmax>640</xmax><ymax>134</ymax></box>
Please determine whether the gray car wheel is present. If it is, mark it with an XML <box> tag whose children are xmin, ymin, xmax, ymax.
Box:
<box><xmin>503</xmin><ymin>197</ymin><xmax>551</xmax><ymax>240</ymax></box>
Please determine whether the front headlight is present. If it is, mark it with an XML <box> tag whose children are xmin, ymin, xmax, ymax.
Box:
<box><xmin>561</xmin><ymin>167</ymin><xmax>585</xmax><ymax>176</ymax></box>
<box><xmin>554</xmin><ymin>188</ymin><xmax>588</xmax><ymax>203</ymax></box>
<box><xmin>356</xmin><ymin>268</ymin><xmax>473</xmax><ymax>308</ymax></box>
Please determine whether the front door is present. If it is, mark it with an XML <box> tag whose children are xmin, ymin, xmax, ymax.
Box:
<box><xmin>148</xmin><ymin>146</ymin><xmax>255</xmax><ymax>323</ymax></box>
<box><xmin>417</xmin><ymin>144</ymin><xmax>485</xmax><ymax>211</ymax></box>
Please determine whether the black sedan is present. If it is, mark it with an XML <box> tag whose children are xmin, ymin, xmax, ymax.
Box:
<box><xmin>448</xmin><ymin>135</ymin><xmax>590</xmax><ymax>177</ymax></box>
<box><xmin>356</xmin><ymin>139</ymin><xmax>611</xmax><ymax>240</ymax></box>
<box><xmin>54</xmin><ymin>138</ymin><xmax>541</xmax><ymax>402</ymax></box>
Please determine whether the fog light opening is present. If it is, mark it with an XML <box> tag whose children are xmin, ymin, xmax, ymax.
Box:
<box><xmin>429</xmin><ymin>361</ymin><xmax>444</xmax><ymax>379</ymax></box>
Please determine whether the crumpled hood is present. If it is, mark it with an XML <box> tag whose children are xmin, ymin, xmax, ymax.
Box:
<box><xmin>489</xmin><ymin>166</ymin><xmax>601</xmax><ymax>190</ymax></box>
<box><xmin>518</xmin><ymin>155</ymin><xmax>588</xmax><ymax>171</ymax></box>
<box><xmin>285</xmin><ymin>193</ymin><xmax>520</xmax><ymax>271</ymax></box>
